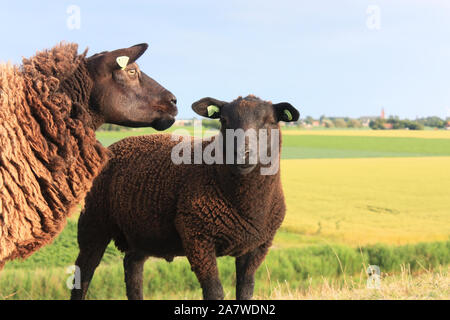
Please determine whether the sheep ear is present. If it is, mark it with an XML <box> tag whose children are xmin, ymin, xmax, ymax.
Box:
<box><xmin>87</xmin><ymin>43</ymin><xmax>149</xmax><ymax>74</ymax></box>
<box><xmin>110</xmin><ymin>43</ymin><xmax>148</xmax><ymax>66</ymax></box>
<box><xmin>192</xmin><ymin>97</ymin><xmax>227</xmax><ymax>119</ymax></box>
<box><xmin>273</xmin><ymin>102</ymin><xmax>300</xmax><ymax>122</ymax></box>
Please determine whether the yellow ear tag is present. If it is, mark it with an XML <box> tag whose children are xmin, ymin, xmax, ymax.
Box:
<box><xmin>116</xmin><ymin>56</ymin><xmax>129</xmax><ymax>70</ymax></box>
<box><xmin>207</xmin><ymin>105</ymin><xmax>220</xmax><ymax>117</ymax></box>
<box><xmin>284</xmin><ymin>109</ymin><xmax>293</xmax><ymax>121</ymax></box>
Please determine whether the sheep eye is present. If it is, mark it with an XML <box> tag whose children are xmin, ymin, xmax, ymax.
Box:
<box><xmin>127</xmin><ymin>69</ymin><xmax>137</xmax><ymax>76</ymax></box>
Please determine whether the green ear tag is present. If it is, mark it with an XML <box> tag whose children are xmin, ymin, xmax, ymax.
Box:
<box><xmin>116</xmin><ymin>56</ymin><xmax>129</xmax><ymax>70</ymax></box>
<box><xmin>284</xmin><ymin>109</ymin><xmax>293</xmax><ymax>121</ymax></box>
<box><xmin>207</xmin><ymin>105</ymin><xmax>220</xmax><ymax>117</ymax></box>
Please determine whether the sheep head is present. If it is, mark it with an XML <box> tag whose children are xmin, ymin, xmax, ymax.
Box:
<box><xmin>192</xmin><ymin>95</ymin><xmax>299</xmax><ymax>175</ymax></box>
<box><xmin>87</xmin><ymin>43</ymin><xmax>177</xmax><ymax>130</ymax></box>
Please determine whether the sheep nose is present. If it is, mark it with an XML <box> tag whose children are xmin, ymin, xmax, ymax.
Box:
<box><xmin>162</xmin><ymin>91</ymin><xmax>178</xmax><ymax>115</ymax></box>
<box><xmin>168</xmin><ymin>93</ymin><xmax>177</xmax><ymax>106</ymax></box>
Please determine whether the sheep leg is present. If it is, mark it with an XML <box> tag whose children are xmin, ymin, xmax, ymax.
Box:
<box><xmin>123</xmin><ymin>251</ymin><xmax>147</xmax><ymax>300</ymax></box>
<box><xmin>184</xmin><ymin>238</ymin><xmax>224</xmax><ymax>300</ymax></box>
<box><xmin>235</xmin><ymin>242</ymin><xmax>271</xmax><ymax>300</ymax></box>
<box><xmin>70</xmin><ymin>238</ymin><xmax>110</xmax><ymax>300</ymax></box>
<box><xmin>70</xmin><ymin>211</ymin><xmax>111</xmax><ymax>300</ymax></box>
<box><xmin>198</xmin><ymin>268</ymin><xmax>224</xmax><ymax>300</ymax></box>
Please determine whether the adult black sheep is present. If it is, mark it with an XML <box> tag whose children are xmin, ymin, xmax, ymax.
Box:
<box><xmin>0</xmin><ymin>42</ymin><xmax>177</xmax><ymax>269</ymax></box>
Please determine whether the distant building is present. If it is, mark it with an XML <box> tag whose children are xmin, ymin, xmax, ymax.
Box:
<box><xmin>383</xmin><ymin>123</ymin><xmax>393</xmax><ymax>129</ymax></box>
<box><xmin>359</xmin><ymin>116</ymin><xmax>378</xmax><ymax>127</ymax></box>
<box><xmin>192</xmin><ymin>119</ymin><xmax>202</xmax><ymax>128</ymax></box>
<box><xmin>446</xmin><ymin>121</ymin><xmax>450</xmax><ymax>130</ymax></box>
<box><xmin>174</xmin><ymin>119</ymin><xmax>192</xmax><ymax>126</ymax></box>
<box><xmin>381</xmin><ymin>108</ymin><xmax>385</xmax><ymax>120</ymax></box>
<box><xmin>360</xmin><ymin>119</ymin><xmax>371</xmax><ymax>127</ymax></box>
<box><xmin>173</xmin><ymin>120</ymin><xmax>181</xmax><ymax>126</ymax></box>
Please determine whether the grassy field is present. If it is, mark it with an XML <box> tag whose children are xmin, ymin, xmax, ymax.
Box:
<box><xmin>282</xmin><ymin>135</ymin><xmax>450</xmax><ymax>159</ymax></box>
<box><xmin>1</xmin><ymin>223</ymin><xmax>448</xmax><ymax>299</ymax></box>
<box><xmin>97</xmin><ymin>127</ymin><xmax>450</xmax><ymax>159</ymax></box>
<box><xmin>1</xmin><ymin>128</ymin><xmax>449</xmax><ymax>299</ymax></box>
<box><xmin>3</xmin><ymin>265</ymin><xmax>448</xmax><ymax>299</ymax></box>
<box><xmin>282</xmin><ymin>128</ymin><xmax>450</xmax><ymax>139</ymax></box>
<box><xmin>268</xmin><ymin>265</ymin><xmax>449</xmax><ymax>300</ymax></box>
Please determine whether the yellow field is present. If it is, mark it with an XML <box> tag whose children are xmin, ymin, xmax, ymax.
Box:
<box><xmin>282</xmin><ymin>129</ymin><xmax>450</xmax><ymax>139</ymax></box>
<box><xmin>277</xmin><ymin>157</ymin><xmax>450</xmax><ymax>246</ymax></box>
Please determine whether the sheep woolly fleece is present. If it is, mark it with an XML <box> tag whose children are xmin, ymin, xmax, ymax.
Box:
<box><xmin>79</xmin><ymin>133</ymin><xmax>284</xmax><ymax>278</ymax></box>
<box><xmin>0</xmin><ymin>43</ymin><xmax>109</xmax><ymax>267</ymax></box>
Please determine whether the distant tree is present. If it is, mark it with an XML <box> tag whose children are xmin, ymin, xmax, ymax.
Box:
<box><xmin>347</xmin><ymin>119</ymin><xmax>362</xmax><ymax>128</ymax></box>
<box><xmin>369</xmin><ymin>117</ymin><xmax>424</xmax><ymax>130</ymax></box>
<box><xmin>404</xmin><ymin>120</ymin><xmax>424</xmax><ymax>130</ymax></box>
<box><xmin>202</xmin><ymin>119</ymin><xmax>221</xmax><ymax>129</ymax></box>
<box><xmin>98</xmin><ymin>123</ymin><xmax>128</xmax><ymax>131</ymax></box>
<box><xmin>322</xmin><ymin>119</ymin><xmax>334</xmax><ymax>128</ymax></box>
<box><xmin>333</xmin><ymin>118</ymin><xmax>347</xmax><ymax>128</ymax></box>
<box><xmin>419</xmin><ymin>116</ymin><xmax>445</xmax><ymax>128</ymax></box>
<box><xmin>369</xmin><ymin>118</ymin><xmax>386</xmax><ymax>130</ymax></box>
<box><xmin>304</xmin><ymin>116</ymin><xmax>314</xmax><ymax>125</ymax></box>
<box><xmin>387</xmin><ymin>117</ymin><xmax>404</xmax><ymax>129</ymax></box>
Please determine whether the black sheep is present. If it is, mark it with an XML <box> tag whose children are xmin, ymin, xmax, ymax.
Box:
<box><xmin>71</xmin><ymin>95</ymin><xmax>299</xmax><ymax>300</ymax></box>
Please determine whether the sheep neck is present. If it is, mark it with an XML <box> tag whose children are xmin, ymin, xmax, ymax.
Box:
<box><xmin>59</xmin><ymin>60</ymin><xmax>104</xmax><ymax>130</ymax></box>
<box><xmin>215</xmin><ymin>164</ymin><xmax>280</xmax><ymax>218</ymax></box>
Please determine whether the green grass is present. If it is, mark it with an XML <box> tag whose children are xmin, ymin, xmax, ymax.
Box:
<box><xmin>2</xmin><ymin>233</ymin><xmax>448</xmax><ymax>299</ymax></box>
<box><xmin>2</xmin><ymin>128</ymin><xmax>448</xmax><ymax>299</ymax></box>
<box><xmin>96</xmin><ymin>126</ymin><xmax>214</xmax><ymax>147</ymax></box>
<box><xmin>3</xmin><ymin>212</ymin><xmax>448</xmax><ymax>299</ymax></box>
<box><xmin>281</xmin><ymin>135</ymin><xmax>450</xmax><ymax>159</ymax></box>
<box><xmin>96</xmin><ymin>127</ymin><xmax>450</xmax><ymax>159</ymax></box>
<box><xmin>5</xmin><ymin>216</ymin><xmax>123</xmax><ymax>270</ymax></box>
<box><xmin>3</xmin><ymin>213</ymin><xmax>449</xmax><ymax>299</ymax></box>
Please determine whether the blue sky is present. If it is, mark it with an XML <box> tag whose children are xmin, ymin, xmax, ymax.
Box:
<box><xmin>1</xmin><ymin>0</ymin><xmax>450</xmax><ymax>119</ymax></box>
